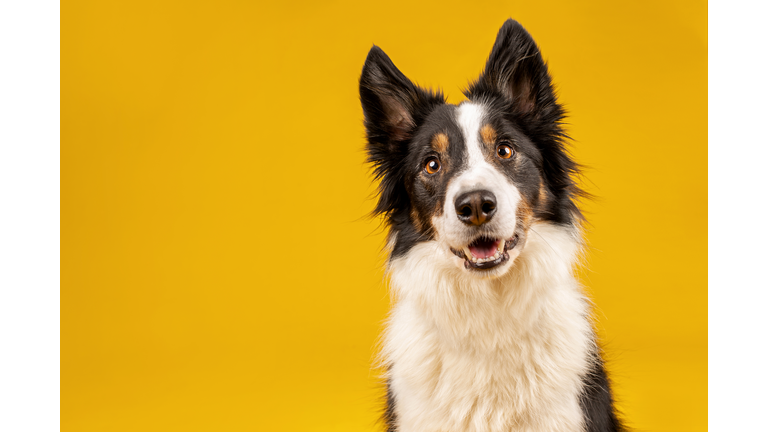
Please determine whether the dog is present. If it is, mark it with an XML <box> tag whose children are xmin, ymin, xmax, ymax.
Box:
<box><xmin>359</xmin><ymin>19</ymin><xmax>624</xmax><ymax>432</ymax></box>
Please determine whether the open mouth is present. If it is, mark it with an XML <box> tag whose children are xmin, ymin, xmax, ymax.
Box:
<box><xmin>450</xmin><ymin>235</ymin><xmax>520</xmax><ymax>270</ymax></box>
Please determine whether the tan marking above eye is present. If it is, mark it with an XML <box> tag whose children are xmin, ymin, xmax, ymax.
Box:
<box><xmin>480</xmin><ymin>124</ymin><xmax>497</xmax><ymax>144</ymax></box>
<box><xmin>431</xmin><ymin>133</ymin><xmax>449</xmax><ymax>153</ymax></box>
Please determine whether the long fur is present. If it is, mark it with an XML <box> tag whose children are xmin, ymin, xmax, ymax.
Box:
<box><xmin>360</xmin><ymin>19</ymin><xmax>624</xmax><ymax>432</ymax></box>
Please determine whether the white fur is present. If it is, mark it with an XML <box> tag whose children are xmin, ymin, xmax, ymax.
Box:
<box><xmin>382</xmin><ymin>223</ymin><xmax>593</xmax><ymax>432</ymax></box>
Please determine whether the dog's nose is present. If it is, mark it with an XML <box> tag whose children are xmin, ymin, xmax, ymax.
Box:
<box><xmin>455</xmin><ymin>190</ymin><xmax>497</xmax><ymax>226</ymax></box>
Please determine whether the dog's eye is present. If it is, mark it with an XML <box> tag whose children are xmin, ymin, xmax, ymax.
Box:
<box><xmin>424</xmin><ymin>157</ymin><xmax>441</xmax><ymax>175</ymax></box>
<box><xmin>496</xmin><ymin>143</ymin><xmax>514</xmax><ymax>159</ymax></box>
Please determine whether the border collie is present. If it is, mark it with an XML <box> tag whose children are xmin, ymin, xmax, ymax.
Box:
<box><xmin>359</xmin><ymin>19</ymin><xmax>624</xmax><ymax>432</ymax></box>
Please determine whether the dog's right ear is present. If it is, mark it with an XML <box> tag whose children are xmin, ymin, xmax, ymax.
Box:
<box><xmin>360</xmin><ymin>46</ymin><xmax>444</xmax><ymax>216</ymax></box>
<box><xmin>360</xmin><ymin>46</ymin><xmax>441</xmax><ymax>145</ymax></box>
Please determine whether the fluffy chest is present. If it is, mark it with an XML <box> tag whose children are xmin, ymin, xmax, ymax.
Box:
<box><xmin>382</xmin><ymin>232</ymin><xmax>593</xmax><ymax>431</ymax></box>
<box><xmin>386</xmin><ymin>293</ymin><xmax>590</xmax><ymax>432</ymax></box>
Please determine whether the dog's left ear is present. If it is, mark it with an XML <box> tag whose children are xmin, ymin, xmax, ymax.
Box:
<box><xmin>466</xmin><ymin>19</ymin><xmax>561</xmax><ymax>122</ymax></box>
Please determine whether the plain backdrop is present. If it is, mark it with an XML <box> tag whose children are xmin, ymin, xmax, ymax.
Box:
<box><xmin>63</xmin><ymin>1</ymin><xmax>706</xmax><ymax>430</ymax></box>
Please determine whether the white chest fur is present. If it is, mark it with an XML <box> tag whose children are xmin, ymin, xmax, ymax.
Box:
<box><xmin>382</xmin><ymin>223</ymin><xmax>594</xmax><ymax>432</ymax></box>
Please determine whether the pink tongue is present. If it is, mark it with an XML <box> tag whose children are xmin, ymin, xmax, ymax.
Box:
<box><xmin>469</xmin><ymin>239</ymin><xmax>499</xmax><ymax>259</ymax></box>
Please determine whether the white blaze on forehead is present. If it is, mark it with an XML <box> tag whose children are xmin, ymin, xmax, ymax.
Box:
<box><xmin>456</xmin><ymin>102</ymin><xmax>487</xmax><ymax>171</ymax></box>
<box><xmin>452</xmin><ymin>102</ymin><xmax>507</xmax><ymax>195</ymax></box>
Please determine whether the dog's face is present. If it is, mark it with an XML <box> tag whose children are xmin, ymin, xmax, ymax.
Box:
<box><xmin>360</xmin><ymin>20</ymin><xmax>582</xmax><ymax>279</ymax></box>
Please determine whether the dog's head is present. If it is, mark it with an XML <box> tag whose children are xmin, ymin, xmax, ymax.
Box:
<box><xmin>360</xmin><ymin>20</ymin><xmax>583</xmax><ymax>279</ymax></box>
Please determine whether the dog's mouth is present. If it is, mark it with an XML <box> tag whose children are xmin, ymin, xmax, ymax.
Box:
<box><xmin>450</xmin><ymin>235</ymin><xmax>520</xmax><ymax>270</ymax></box>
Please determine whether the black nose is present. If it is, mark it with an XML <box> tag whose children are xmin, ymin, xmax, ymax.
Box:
<box><xmin>454</xmin><ymin>190</ymin><xmax>497</xmax><ymax>226</ymax></box>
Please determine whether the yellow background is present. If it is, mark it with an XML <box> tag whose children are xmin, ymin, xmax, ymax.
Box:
<box><xmin>63</xmin><ymin>1</ymin><xmax>706</xmax><ymax>431</ymax></box>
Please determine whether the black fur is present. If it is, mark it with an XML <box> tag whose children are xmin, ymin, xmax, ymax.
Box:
<box><xmin>382</xmin><ymin>379</ymin><xmax>397</xmax><ymax>432</ymax></box>
<box><xmin>579</xmin><ymin>352</ymin><xmax>626</xmax><ymax>431</ymax></box>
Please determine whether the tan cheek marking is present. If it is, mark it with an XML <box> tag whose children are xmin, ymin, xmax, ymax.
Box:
<box><xmin>480</xmin><ymin>124</ymin><xmax>497</xmax><ymax>151</ymax></box>
<box><xmin>433</xmin><ymin>199</ymin><xmax>443</xmax><ymax>217</ymax></box>
<box><xmin>410</xmin><ymin>207</ymin><xmax>424</xmax><ymax>233</ymax></box>
<box><xmin>431</xmin><ymin>133</ymin><xmax>449</xmax><ymax>153</ymax></box>
<box><xmin>538</xmin><ymin>181</ymin><xmax>548</xmax><ymax>207</ymax></box>
<box><xmin>518</xmin><ymin>197</ymin><xmax>535</xmax><ymax>227</ymax></box>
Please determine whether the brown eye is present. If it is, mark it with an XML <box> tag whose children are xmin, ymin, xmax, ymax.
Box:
<box><xmin>496</xmin><ymin>143</ymin><xmax>514</xmax><ymax>159</ymax></box>
<box><xmin>424</xmin><ymin>157</ymin><xmax>441</xmax><ymax>174</ymax></box>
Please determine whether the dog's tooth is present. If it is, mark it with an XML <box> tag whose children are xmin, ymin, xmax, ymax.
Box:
<box><xmin>463</xmin><ymin>247</ymin><xmax>472</xmax><ymax>259</ymax></box>
<box><xmin>498</xmin><ymin>240</ymin><xmax>505</xmax><ymax>252</ymax></box>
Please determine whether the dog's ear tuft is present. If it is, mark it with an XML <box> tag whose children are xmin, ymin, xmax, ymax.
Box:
<box><xmin>466</xmin><ymin>20</ymin><xmax>559</xmax><ymax>120</ymax></box>
<box><xmin>360</xmin><ymin>46</ymin><xmax>443</xmax><ymax>143</ymax></box>
<box><xmin>360</xmin><ymin>46</ymin><xmax>444</xmax><ymax>217</ymax></box>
